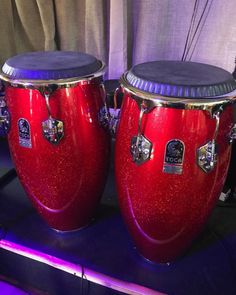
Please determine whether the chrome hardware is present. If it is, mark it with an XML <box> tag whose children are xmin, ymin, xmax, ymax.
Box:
<box><xmin>98</xmin><ymin>105</ymin><xmax>110</xmax><ymax>129</ymax></box>
<box><xmin>42</xmin><ymin>118</ymin><xmax>64</xmax><ymax>144</ymax></box>
<box><xmin>120</xmin><ymin>74</ymin><xmax>236</xmax><ymax>114</ymax></box>
<box><xmin>109</xmin><ymin>87</ymin><xmax>121</xmax><ymax>137</ymax></box>
<box><xmin>229</xmin><ymin>123</ymin><xmax>236</xmax><ymax>143</ymax></box>
<box><xmin>0</xmin><ymin>97</ymin><xmax>10</xmax><ymax>136</ymax></box>
<box><xmin>131</xmin><ymin>135</ymin><xmax>152</xmax><ymax>165</ymax></box>
<box><xmin>98</xmin><ymin>83</ymin><xmax>110</xmax><ymax>129</ymax></box>
<box><xmin>130</xmin><ymin>102</ymin><xmax>152</xmax><ymax>164</ymax></box>
<box><xmin>42</xmin><ymin>92</ymin><xmax>64</xmax><ymax>144</ymax></box>
<box><xmin>44</xmin><ymin>93</ymin><xmax>51</xmax><ymax>115</ymax></box>
<box><xmin>98</xmin><ymin>83</ymin><xmax>122</xmax><ymax>135</ymax></box>
<box><xmin>109</xmin><ymin>108</ymin><xmax>120</xmax><ymax>137</ymax></box>
<box><xmin>197</xmin><ymin>140</ymin><xmax>217</xmax><ymax>173</ymax></box>
<box><xmin>219</xmin><ymin>188</ymin><xmax>231</xmax><ymax>202</ymax></box>
<box><xmin>197</xmin><ymin>110</ymin><xmax>221</xmax><ymax>173</ymax></box>
<box><xmin>209</xmin><ymin>104</ymin><xmax>225</xmax><ymax>118</ymax></box>
<box><xmin>212</xmin><ymin>109</ymin><xmax>221</xmax><ymax>138</ymax></box>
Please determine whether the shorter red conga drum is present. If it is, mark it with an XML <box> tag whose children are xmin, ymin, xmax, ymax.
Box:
<box><xmin>115</xmin><ymin>61</ymin><xmax>236</xmax><ymax>263</ymax></box>
<box><xmin>0</xmin><ymin>51</ymin><xmax>110</xmax><ymax>231</ymax></box>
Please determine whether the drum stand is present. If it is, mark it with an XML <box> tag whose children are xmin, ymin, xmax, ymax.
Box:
<box><xmin>0</xmin><ymin>169</ymin><xmax>17</xmax><ymax>189</ymax></box>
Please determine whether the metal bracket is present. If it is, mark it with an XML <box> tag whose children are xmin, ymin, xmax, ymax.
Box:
<box><xmin>109</xmin><ymin>108</ymin><xmax>120</xmax><ymax>137</ymax></box>
<box><xmin>42</xmin><ymin>118</ymin><xmax>64</xmax><ymax>144</ymax></box>
<box><xmin>0</xmin><ymin>97</ymin><xmax>10</xmax><ymax>136</ymax></box>
<box><xmin>130</xmin><ymin>102</ymin><xmax>152</xmax><ymax>165</ymax></box>
<box><xmin>98</xmin><ymin>105</ymin><xmax>110</xmax><ymax>129</ymax></box>
<box><xmin>197</xmin><ymin>109</ymin><xmax>221</xmax><ymax>173</ymax></box>
<box><xmin>38</xmin><ymin>85</ymin><xmax>58</xmax><ymax>97</ymax></box>
<box><xmin>132</xmin><ymin>96</ymin><xmax>155</xmax><ymax>113</ymax></box>
<box><xmin>197</xmin><ymin>140</ymin><xmax>217</xmax><ymax>173</ymax></box>
<box><xmin>229</xmin><ymin>123</ymin><xmax>236</xmax><ymax>144</ymax></box>
<box><xmin>41</xmin><ymin>91</ymin><xmax>64</xmax><ymax>144</ymax></box>
<box><xmin>98</xmin><ymin>83</ymin><xmax>110</xmax><ymax>130</ymax></box>
<box><xmin>108</xmin><ymin>87</ymin><xmax>122</xmax><ymax>137</ymax></box>
<box><xmin>130</xmin><ymin>134</ymin><xmax>152</xmax><ymax>165</ymax></box>
<box><xmin>205</xmin><ymin>104</ymin><xmax>224</xmax><ymax>118</ymax></box>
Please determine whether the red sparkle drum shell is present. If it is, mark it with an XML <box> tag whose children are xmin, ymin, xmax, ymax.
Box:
<box><xmin>5</xmin><ymin>82</ymin><xmax>110</xmax><ymax>231</ymax></box>
<box><xmin>0</xmin><ymin>52</ymin><xmax>110</xmax><ymax>231</ymax></box>
<box><xmin>115</xmin><ymin>61</ymin><xmax>236</xmax><ymax>263</ymax></box>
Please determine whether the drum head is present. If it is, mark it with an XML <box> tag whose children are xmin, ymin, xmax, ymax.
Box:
<box><xmin>2</xmin><ymin>51</ymin><xmax>103</xmax><ymax>80</ymax></box>
<box><xmin>126</xmin><ymin>61</ymin><xmax>236</xmax><ymax>98</ymax></box>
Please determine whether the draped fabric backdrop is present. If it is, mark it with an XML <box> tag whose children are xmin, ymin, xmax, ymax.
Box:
<box><xmin>0</xmin><ymin>0</ymin><xmax>235</xmax><ymax>79</ymax></box>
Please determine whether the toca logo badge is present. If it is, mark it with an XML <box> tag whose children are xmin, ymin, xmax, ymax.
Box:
<box><xmin>163</xmin><ymin>139</ymin><xmax>184</xmax><ymax>174</ymax></box>
<box><xmin>18</xmin><ymin>118</ymin><xmax>32</xmax><ymax>148</ymax></box>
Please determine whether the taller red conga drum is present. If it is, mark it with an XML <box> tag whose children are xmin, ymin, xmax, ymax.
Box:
<box><xmin>115</xmin><ymin>61</ymin><xmax>236</xmax><ymax>263</ymax></box>
<box><xmin>0</xmin><ymin>51</ymin><xmax>110</xmax><ymax>231</ymax></box>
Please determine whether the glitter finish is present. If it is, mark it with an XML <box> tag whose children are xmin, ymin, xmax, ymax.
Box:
<box><xmin>5</xmin><ymin>82</ymin><xmax>110</xmax><ymax>231</ymax></box>
<box><xmin>115</xmin><ymin>93</ymin><xmax>233</xmax><ymax>263</ymax></box>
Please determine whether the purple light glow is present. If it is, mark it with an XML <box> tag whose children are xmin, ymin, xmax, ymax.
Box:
<box><xmin>0</xmin><ymin>280</ymin><xmax>28</xmax><ymax>295</ymax></box>
<box><xmin>0</xmin><ymin>239</ymin><xmax>165</xmax><ymax>295</ymax></box>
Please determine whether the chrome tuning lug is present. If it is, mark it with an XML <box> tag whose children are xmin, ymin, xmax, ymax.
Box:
<box><xmin>98</xmin><ymin>105</ymin><xmax>110</xmax><ymax>129</ymax></box>
<box><xmin>98</xmin><ymin>83</ymin><xmax>110</xmax><ymax>130</ymax></box>
<box><xmin>197</xmin><ymin>110</ymin><xmax>221</xmax><ymax>173</ymax></box>
<box><xmin>130</xmin><ymin>134</ymin><xmax>152</xmax><ymax>165</ymax></box>
<box><xmin>130</xmin><ymin>101</ymin><xmax>152</xmax><ymax>165</ymax></box>
<box><xmin>42</xmin><ymin>118</ymin><xmax>64</xmax><ymax>144</ymax></box>
<box><xmin>41</xmin><ymin>92</ymin><xmax>64</xmax><ymax>144</ymax></box>
<box><xmin>109</xmin><ymin>108</ymin><xmax>120</xmax><ymax>137</ymax></box>
<box><xmin>197</xmin><ymin>140</ymin><xmax>217</xmax><ymax>173</ymax></box>
<box><xmin>0</xmin><ymin>97</ymin><xmax>10</xmax><ymax>136</ymax></box>
<box><xmin>229</xmin><ymin>123</ymin><xmax>236</xmax><ymax>144</ymax></box>
<box><xmin>108</xmin><ymin>87</ymin><xmax>122</xmax><ymax>137</ymax></box>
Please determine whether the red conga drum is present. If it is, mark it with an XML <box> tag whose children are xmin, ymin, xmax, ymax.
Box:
<box><xmin>0</xmin><ymin>51</ymin><xmax>110</xmax><ymax>231</ymax></box>
<box><xmin>115</xmin><ymin>61</ymin><xmax>236</xmax><ymax>263</ymax></box>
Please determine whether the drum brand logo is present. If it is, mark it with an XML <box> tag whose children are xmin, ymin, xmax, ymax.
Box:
<box><xmin>163</xmin><ymin>139</ymin><xmax>184</xmax><ymax>174</ymax></box>
<box><xmin>18</xmin><ymin>118</ymin><xmax>32</xmax><ymax>148</ymax></box>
